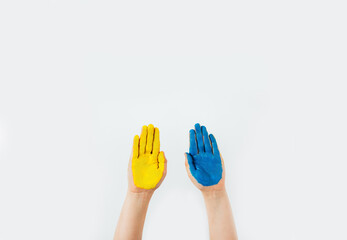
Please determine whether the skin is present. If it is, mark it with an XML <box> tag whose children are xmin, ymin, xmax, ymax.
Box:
<box><xmin>185</xmin><ymin>123</ymin><xmax>238</xmax><ymax>240</ymax></box>
<box><xmin>114</xmin><ymin>124</ymin><xmax>167</xmax><ymax>240</ymax></box>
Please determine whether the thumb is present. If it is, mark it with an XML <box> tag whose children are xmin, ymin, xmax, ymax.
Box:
<box><xmin>185</xmin><ymin>153</ymin><xmax>196</xmax><ymax>173</ymax></box>
<box><xmin>158</xmin><ymin>151</ymin><xmax>166</xmax><ymax>171</ymax></box>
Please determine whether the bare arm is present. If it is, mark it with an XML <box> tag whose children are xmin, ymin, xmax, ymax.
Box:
<box><xmin>114</xmin><ymin>191</ymin><xmax>153</xmax><ymax>240</ymax></box>
<box><xmin>185</xmin><ymin>123</ymin><xmax>238</xmax><ymax>240</ymax></box>
<box><xmin>202</xmin><ymin>190</ymin><xmax>237</xmax><ymax>239</ymax></box>
<box><xmin>114</xmin><ymin>124</ymin><xmax>167</xmax><ymax>240</ymax></box>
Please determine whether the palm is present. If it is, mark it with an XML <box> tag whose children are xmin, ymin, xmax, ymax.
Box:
<box><xmin>132</xmin><ymin>153</ymin><xmax>164</xmax><ymax>189</ymax></box>
<box><xmin>190</xmin><ymin>152</ymin><xmax>223</xmax><ymax>186</ymax></box>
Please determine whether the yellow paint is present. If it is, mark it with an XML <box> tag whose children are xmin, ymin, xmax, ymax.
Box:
<box><xmin>132</xmin><ymin>124</ymin><xmax>165</xmax><ymax>189</ymax></box>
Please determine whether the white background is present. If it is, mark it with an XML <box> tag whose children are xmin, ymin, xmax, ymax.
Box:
<box><xmin>0</xmin><ymin>1</ymin><xmax>346</xmax><ymax>240</ymax></box>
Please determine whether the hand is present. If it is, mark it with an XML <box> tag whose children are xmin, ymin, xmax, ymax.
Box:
<box><xmin>129</xmin><ymin>124</ymin><xmax>167</xmax><ymax>193</ymax></box>
<box><xmin>185</xmin><ymin>123</ymin><xmax>225</xmax><ymax>192</ymax></box>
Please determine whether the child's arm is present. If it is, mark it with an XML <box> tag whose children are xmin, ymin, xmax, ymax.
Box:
<box><xmin>185</xmin><ymin>123</ymin><xmax>237</xmax><ymax>240</ymax></box>
<box><xmin>114</xmin><ymin>124</ymin><xmax>167</xmax><ymax>240</ymax></box>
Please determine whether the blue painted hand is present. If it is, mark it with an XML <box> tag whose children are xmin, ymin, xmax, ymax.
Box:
<box><xmin>186</xmin><ymin>123</ymin><xmax>223</xmax><ymax>187</ymax></box>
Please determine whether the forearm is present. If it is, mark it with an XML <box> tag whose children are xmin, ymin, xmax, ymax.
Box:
<box><xmin>202</xmin><ymin>190</ymin><xmax>238</xmax><ymax>240</ymax></box>
<box><xmin>114</xmin><ymin>191</ymin><xmax>153</xmax><ymax>240</ymax></box>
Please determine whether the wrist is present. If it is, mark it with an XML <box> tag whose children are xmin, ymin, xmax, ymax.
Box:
<box><xmin>127</xmin><ymin>190</ymin><xmax>154</xmax><ymax>202</ymax></box>
<box><xmin>202</xmin><ymin>188</ymin><xmax>227</xmax><ymax>200</ymax></box>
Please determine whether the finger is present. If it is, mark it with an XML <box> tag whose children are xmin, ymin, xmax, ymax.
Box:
<box><xmin>158</xmin><ymin>151</ymin><xmax>165</xmax><ymax>171</ymax></box>
<box><xmin>146</xmin><ymin>124</ymin><xmax>154</xmax><ymax>153</ymax></box>
<box><xmin>202</xmin><ymin>126</ymin><xmax>212</xmax><ymax>153</ymax></box>
<box><xmin>153</xmin><ymin>127</ymin><xmax>160</xmax><ymax>156</ymax></box>
<box><xmin>185</xmin><ymin>152</ymin><xmax>196</xmax><ymax>172</ymax></box>
<box><xmin>195</xmin><ymin>123</ymin><xmax>204</xmax><ymax>153</ymax></box>
<box><xmin>189</xmin><ymin>129</ymin><xmax>198</xmax><ymax>155</ymax></box>
<box><xmin>132</xmin><ymin>135</ymin><xmax>139</xmax><ymax>158</ymax></box>
<box><xmin>209</xmin><ymin>134</ymin><xmax>220</xmax><ymax>156</ymax></box>
<box><xmin>139</xmin><ymin>125</ymin><xmax>148</xmax><ymax>155</ymax></box>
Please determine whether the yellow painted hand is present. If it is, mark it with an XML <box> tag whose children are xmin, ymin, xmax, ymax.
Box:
<box><xmin>131</xmin><ymin>124</ymin><xmax>166</xmax><ymax>190</ymax></box>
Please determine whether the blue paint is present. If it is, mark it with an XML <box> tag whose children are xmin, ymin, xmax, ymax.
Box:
<box><xmin>186</xmin><ymin>123</ymin><xmax>223</xmax><ymax>186</ymax></box>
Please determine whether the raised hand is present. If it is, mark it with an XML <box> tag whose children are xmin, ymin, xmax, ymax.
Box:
<box><xmin>115</xmin><ymin>124</ymin><xmax>167</xmax><ymax>240</ymax></box>
<box><xmin>129</xmin><ymin>124</ymin><xmax>167</xmax><ymax>192</ymax></box>
<box><xmin>185</xmin><ymin>123</ymin><xmax>224</xmax><ymax>191</ymax></box>
<box><xmin>184</xmin><ymin>124</ymin><xmax>237</xmax><ymax>240</ymax></box>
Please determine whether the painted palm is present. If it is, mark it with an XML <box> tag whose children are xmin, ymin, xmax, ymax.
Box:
<box><xmin>132</xmin><ymin>124</ymin><xmax>165</xmax><ymax>190</ymax></box>
<box><xmin>186</xmin><ymin>123</ymin><xmax>223</xmax><ymax>186</ymax></box>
